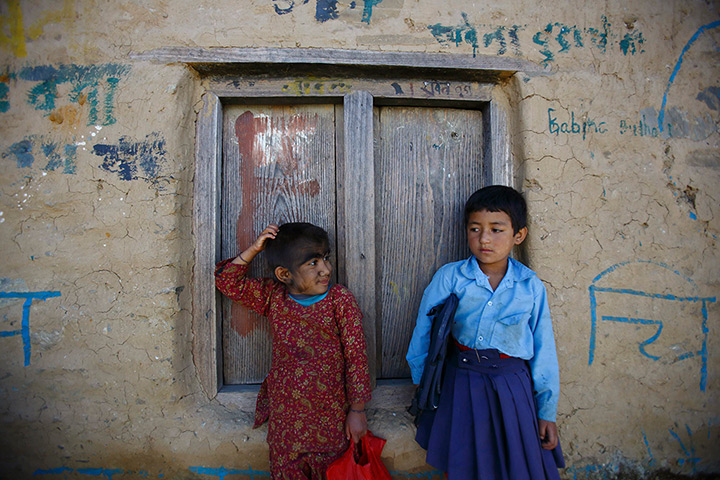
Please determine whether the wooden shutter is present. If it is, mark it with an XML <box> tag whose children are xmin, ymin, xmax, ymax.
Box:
<box><xmin>374</xmin><ymin>106</ymin><xmax>483</xmax><ymax>378</ymax></box>
<box><xmin>221</xmin><ymin>104</ymin><xmax>337</xmax><ymax>384</ymax></box>
<box><xmin>220</xmin><ymin>103</ymin><xmax>484</xmax><ymax>383</ymax></box>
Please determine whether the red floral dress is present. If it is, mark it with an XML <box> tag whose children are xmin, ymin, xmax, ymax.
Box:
<box><xmin>215</xmin><ymin>260</ymin><xmax>372</xmax><ymax>479</ymax></box>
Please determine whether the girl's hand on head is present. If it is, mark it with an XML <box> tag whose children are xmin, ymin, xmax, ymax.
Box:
<box><xmin>232</xmin><ymin>224</ymin><xmax>279</xmax><ymax>265</ymax></box>
<box><xmin>538</xmin><ymin>419</ymin><xmax>558</xmax><ymax>450</ymax></box>
<box><xmin>250</xmin><ymin>224</ymin><xmax>279</xmax><ymax>254</ymax></box>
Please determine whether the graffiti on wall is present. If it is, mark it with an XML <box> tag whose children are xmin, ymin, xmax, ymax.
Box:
<box><xmin>1</xmin><ymin>131</ymin><xmax>169</xmax><ymax>185</ymax></box>
<box><xmin>0</xmin><ymin>63</ymin><xmax>171</xmax><ymax>185</ymax></box>
<box><xmin>33</xmin><ymin>465</ymin><xmax>445</xmax><ymax>479</ymax></box>
<box><xmin>659</xmin><ymin>20</ymin><xmax>720</xmax><ymax>133</ymax></box>
<box><xmin>546</xmin><ymin>106</ymin><xmax>717</xmax><ymax>143</ymax></box>
<box><xmin>8</xmin><ymin>63</ymin><xmax>130</xmax><ymax>126</ymax></box>
<box><xmin>429</xmin><ymin>14</ymin><xmax>644</xmax><ymax>63</ymax></box>
<box><xmin>2</xmin><ymin>134</ymin><xmax>78</xmax><ymax>173</ymax></box>
<box><xmin>588</xmin><ymin>260</ymin><xmax>715</xmax><ymax>392</ymax></box>
<box><xmin>566</xmin><ymin>424</ymin><xmax>713</xmax><ymax>478</ymax></box>
<box><xmin>272</xmin><ymin>0</ymin><xmax>382</xmax><ymax>24</ymax></box>
<box><xmin>668</xmin><ymin>425</ymin><xmax>702</xmax><ymax>474</ymax></box>
<box><xmin>0</xmin><ymin>75</ymin><xmax>9</xmax><ymax>113</ymax></box>
<box><xmin>0</xmin><ymin>289</ymin><xmax>61</xmax><ymax>366</ymax></box>
<box><xmin>33</xmin><ymin>467</ymin><xmax>152</xmax><ymax>479</ymax></box>
<box><xmin>0</xmin><ymin>0</ymin><xmax>75</xmax><ymax>58</ymax></box>
<box><xmin>92</xmin><ymin>132</ymin><xmax>168</xmax><ymax>183</ymax></box>
<box><xmin>544</xmin><ymin>21</ymin><xmax>720</xmax><ymax>143</ymax></box>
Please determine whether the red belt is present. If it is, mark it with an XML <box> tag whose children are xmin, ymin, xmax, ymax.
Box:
<box><xmin>453</xmin><ymin>337</ymin><xmax>513</xmax><ymax>359</ymax></box>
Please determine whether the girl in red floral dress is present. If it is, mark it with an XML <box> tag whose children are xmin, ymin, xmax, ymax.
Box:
<box><xmin>215</xmin><ymin>222</ymin><xmax>372</xmax><ymax>480</ymax></box>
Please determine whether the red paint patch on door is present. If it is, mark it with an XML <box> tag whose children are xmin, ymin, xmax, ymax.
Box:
<box><xmin>230</xmin><ymin>110</ymin><xmax>321</xmax><ymax>336</ymax></box>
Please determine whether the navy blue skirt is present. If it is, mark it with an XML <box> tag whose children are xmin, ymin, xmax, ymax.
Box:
<box><xmin>415</xmin><ymin>346</ymin><xmax>565</xmax><ymax>480</ymax></box>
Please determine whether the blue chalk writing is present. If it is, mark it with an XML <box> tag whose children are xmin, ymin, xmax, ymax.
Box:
<box><xmin>428</xmin><ymin>12</ymin><xmax>479</xmax><ymax>57</ymax></box>
<box><xmin>669</xmin><ymin>425</ymin><xmax>701</xmax><ymax>474</ymax></box>
<box><xmin>77</xmin><ymin>468</ymin><xmax>123</xmax><ymax>479</ymax></box>
<box><xmin>659</xmin><ymin>21</ymin><xmax>720</xmax><ymax>132</ymax></box>
<box><xmin>566</xmin><ymin>462</ymin><xmax>620</xmax><ymax>480</ymax></box>
<box><xmin>33</xmin><ymin>467</ymin><xmax>73</xmax><ymax>475</ymax></box>
<box><xmin>642</xmin><ymin>429</ymin><xmax>655</xmax><ymax>466</ymax></box>
<box><xmin>2</xmin><ymin>135</ymin><xmax>77</xmax><ymax>173</ymax></box>
<box><xmin>0</xmin><ymin>290</ymin><xmax>62</xmax><ymax>366</ymax></box>
<box><xmin>619</xmin><ymin>113</ymin><xmax>663</xmax><ymax>138</ymax></box>
<box><xmin>361</xmin><ymin>0</ymin><xmax>382</xmax><ymax>24</ymax></box>
<box><xmin>547</xmin><ymin>108</ymin><xmax>607</xmax><ymax>140</ymax></box>
<box><xmin>18</xmin><ymin>64</ymin><xmax>130</xmax><ymax>125</ymax></box>
<box><xmin>532</xmin><ymin>27</ymin><xmax>554</xmax><ymax>65</ymax></box>
<box><xmin>316</xmin><ymin>0</ymin><xmax>339</xmax><ymax>22</ymax></box>
<box><xmin>189</xmin><ymin>466</ymin><xmax>270</xmax><ymax>479</ymax></box>
<box><xmin>272</xmin><ymin>0</ymin><xmax>297</xmax><ymax>15</ymax></box>
<box><xmin>46</xmin><ymin>143</ymin><xmax>78</xmax><ymax>174</ymax></box>
<box><xmin>272</xmin><ymin>0</ymin><xmax>376</xmax><ymax>23</ymax></box>
<box><xmin>549</xmin><ymin>22</ymin><xmax>583</xmax><ymax>52</ymax></box>
<box><xmin>601</xmin><ymin>316</ymin><xmax>663</xmax><ymax>360</ymax></box>
<box><xmin>33</xmin><ymin>467</ymin><xmax>156</xmax><ymax>478</ymax></box>
<box><xmin>93</xmin><ymin>132</ymin><xmax>167</xmax><ymax>182</ymax></box>
<box><xmin>588</xmin><ymin>261</ymin><xmax>715</xmax><ymax>392</ymax></box>
<box><xmin>34</xmin><ymin>465</ymin><xmax>443</xmax><ymax>480</ymax></box>
<box><xmin>431</xmin><ymin>15</ymin><xmax>643</xmax><ymax>64</ymax></box>
<box><xmin>0</xmin><ymin>80</ymin><xmax>9</xmax><ymax>113</ymax></box>
<box><xmin>585</xmin><ymin>15</ymin><xmax>610</xmax><ymax>53</ymax></box>
<box><xmin>481</xmin><ymin>25</ymin><xmax>525</xmax><ymax>56</ymax></box>
<box><xmin>545</xmin><ymin>105</ymin><xmax>716</xmax><ymax>143</ymax></box>
<box><xmin>619</xmin><ymin>31</ymin><xmax>645</xmax><ymax>55</ymax></box>
<box><xmin>4</xmin><ymin>139</ymin><xmax>34</xmax><ymax>167</ymax></box>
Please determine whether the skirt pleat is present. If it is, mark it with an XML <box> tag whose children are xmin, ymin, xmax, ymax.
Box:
<box><xmin>415</xmin><ymin>347</ymin><xmax>564</xmax><ymax>480</ymax></box>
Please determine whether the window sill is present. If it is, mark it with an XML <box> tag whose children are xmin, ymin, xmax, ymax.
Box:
<box><xmin>215</xmin><ymin>380</ymin><xmax>415</xmax><ymax>411</ymax></box>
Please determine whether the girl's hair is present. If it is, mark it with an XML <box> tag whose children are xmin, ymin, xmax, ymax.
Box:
<box><xmin>464</xmin><ymin>185</ymin><xmax>527</xmax><ymax>234</ymax></box>
<box><xmin>264</xmin><ymin>222</ymin><xmax>330</xmax><ymax>275</ymax></box>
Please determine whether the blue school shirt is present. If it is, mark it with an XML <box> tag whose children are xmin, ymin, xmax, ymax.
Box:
<box><xmin>406</xmin><ymin>256</ymin><xmax>560</xmax><ymax>422</ymax></box>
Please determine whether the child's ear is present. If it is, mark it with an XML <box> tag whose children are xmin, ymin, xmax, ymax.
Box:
<box><xmin>514</xmin><ymin>227</ymin><xmax>528</xmax><ymax>245</ymax></box>
<box><xmin>274</xmin><ymin>266</ymin><xmax>293</xmax><ymax>285</ymax></box>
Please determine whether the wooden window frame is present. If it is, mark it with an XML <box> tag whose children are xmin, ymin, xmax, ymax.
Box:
<box><xmin>135</xmin><ymin>47</ymin><xmax>540</xmax><ymax>402</ymax></box>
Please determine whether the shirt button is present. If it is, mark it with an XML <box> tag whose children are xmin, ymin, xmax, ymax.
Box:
<box><xmin>488</xmin><ymin>301</ymin><xmax>493</xmax><ymax>306</ymax></box>
<box><xmin>478</xmin><ymin>336</ymin><xmax>484</xmax><ymax>342</ymax></box>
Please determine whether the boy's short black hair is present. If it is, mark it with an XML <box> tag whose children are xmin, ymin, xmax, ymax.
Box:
<box><xmin>264</xmin><ymin>222</ymin><xmax>330</xmax><ymax>276</ymax></box>
<box><xmin>464</xmin><ymin>185</ymin><xmax>527</xmax><ymax>234</ymax></box>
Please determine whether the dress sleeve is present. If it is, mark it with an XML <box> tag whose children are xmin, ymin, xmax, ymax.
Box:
<box><xmin>335</xmin><ymin>287</ymin><xmax>372</xmax><ymax>405</ymax></box>
<box><xmin>214</xmin><ymin>258</ymin><xmax>278</xmax><ymax>317</ymax></box>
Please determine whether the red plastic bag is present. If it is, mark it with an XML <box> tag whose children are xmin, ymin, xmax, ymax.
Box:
<box><xmin>326</xmin><ymin>431</ymin><xmax>392</xmax><ymax>480</ymax></box>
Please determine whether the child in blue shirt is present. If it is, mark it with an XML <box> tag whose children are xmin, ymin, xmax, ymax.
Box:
<box><xmin>406</xmin><ymin>185</ymin><xmax>564</xmax><ymax>480</ymax></box>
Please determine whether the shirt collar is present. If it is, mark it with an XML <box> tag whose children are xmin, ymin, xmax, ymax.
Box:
<box><xmin>459</xmin><ymin>255</ymin><xmax>534</xmax><ymax>286</ymax></box>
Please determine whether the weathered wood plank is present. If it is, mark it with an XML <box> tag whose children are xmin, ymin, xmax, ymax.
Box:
<box><xmin>342</xmin><ymin>91</ymin><xmax>377</xmax><ymax>384</ymax></box>
<box><xmin>483</xmin><ymin>98</ymin><xmax>512</xmax><ymax>187</ymax></box>
<box><xmin>221</xmin><ymin>104</ymin><xmax>337</xmax><ymax>384</ymax></box>
<box><xmin>375</xmin><ymin>106</ymin><xmax>483</xmax><ymax>378</ymax></box>
<box><xmin>334</xmin><ymin>104</ymin><xmax>346</xmax><ymax>287</ymax></box>
<box><xmin>131</xmin><ymin>46</ymin><xmax>543</xmax><ymax>77</ymax></box>
<box><xmin>206</xmin><ymin>76</ymin><xmax>493</xmax><ymax>102</ymax></box>
<box><xmin>193</xmin><ymin>92</ymin><xmax>223</xmax><ymax>398</ymax></box>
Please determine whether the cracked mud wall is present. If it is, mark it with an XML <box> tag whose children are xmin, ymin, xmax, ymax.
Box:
<box><xmin>0</xmin><ymin>1</ymin><xmax>718</xmax><ymax>479</ymax></box>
